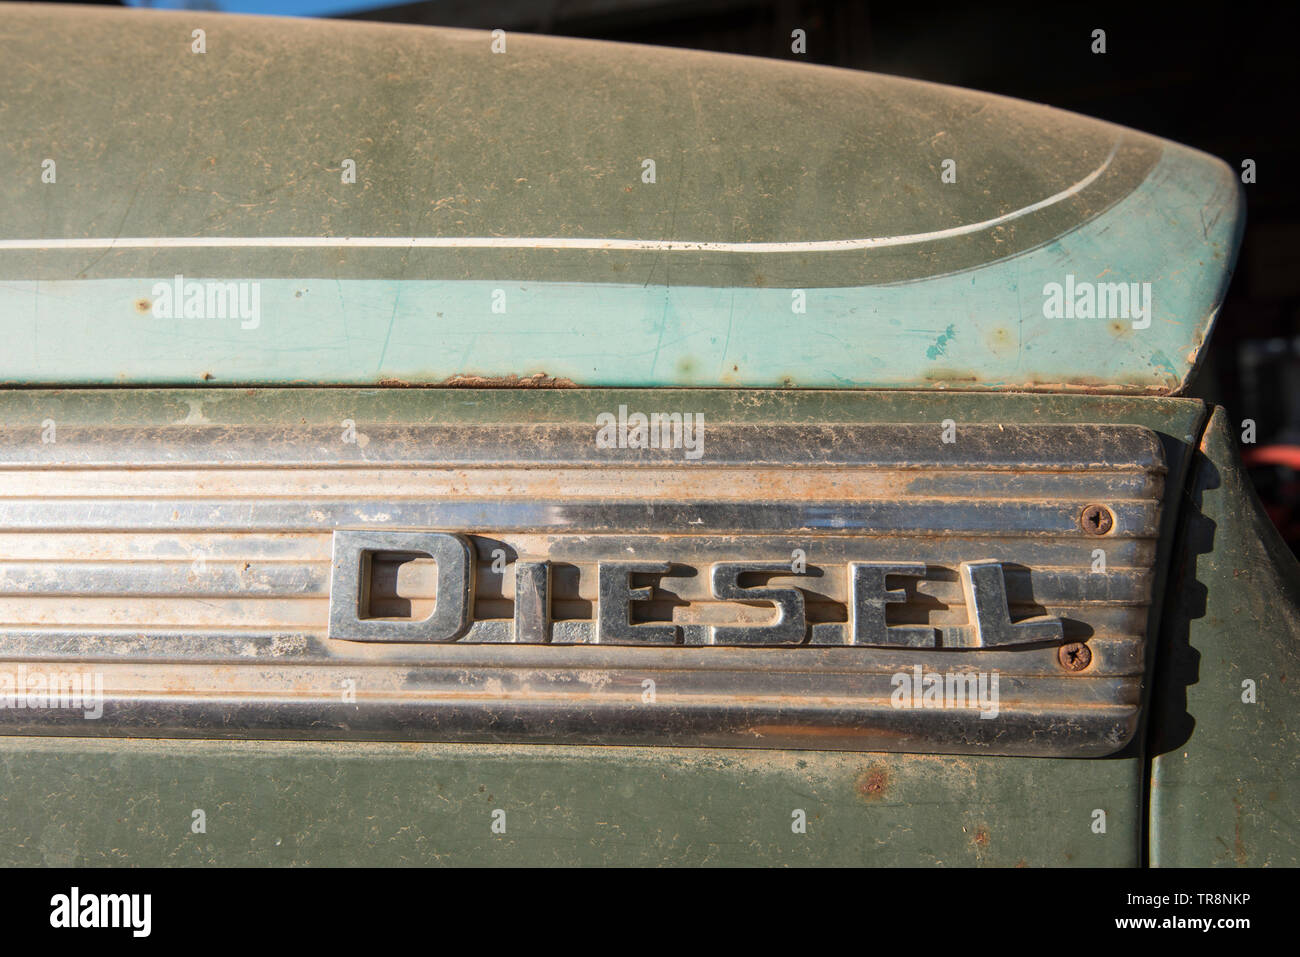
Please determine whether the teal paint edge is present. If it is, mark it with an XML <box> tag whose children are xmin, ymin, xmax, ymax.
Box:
<box><xmin>0</xmin><ymin>144</ymin><xmax>1241</xmax><ymax>393</ymax></box>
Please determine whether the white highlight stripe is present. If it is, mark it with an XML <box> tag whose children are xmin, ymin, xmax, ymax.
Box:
<box><xmin>0</xmin><ymin>144</ymin><xmax>1118</xmax><ymax>254</ymax></box>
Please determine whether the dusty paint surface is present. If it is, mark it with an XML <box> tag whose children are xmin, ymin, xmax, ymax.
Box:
<box><xmin>0</xmin><ymin>7</ymin><xmax>1242</xmax><ymax>392</ymax></box>
<box><xmin>1148</xmin><ymin>407</ymin><xmax>1300</xmax><ymax>866</ymax></box>
<box><xmin>0</xmin><ymin>146</ymin><xmax>1240</xmax><ymax>392</ymax></box>
<box><xmin>0</xmin><ymin>736</ymin><xmax>1141</xmax><ymax>866</ymax></box>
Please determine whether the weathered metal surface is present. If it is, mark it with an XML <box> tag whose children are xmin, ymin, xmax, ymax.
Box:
<box><xmin>0</xmin><ymin>390</ymin><xmax>1209</xmax><ymax>864</ymax></box>
<box><xmin>1147</xmin><ymin>406</ymin><xmax>1300</xmax><ymax>866</ymax></box>
<box><xmin>0</xmin><ymin>388</ymin><xmax>1193</xmax><ymax>756</ymax></box>
<box><xmin>0</xmin><ymin>736</ymin><xmax>1144</xmax><ymax>867</ymax></box>
<box><xmin>0</xmin><ymin>6</ymin><xmax>1241</xmax><ymax>392</ymax></box>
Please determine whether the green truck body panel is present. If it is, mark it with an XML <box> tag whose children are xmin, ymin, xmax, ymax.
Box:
<box><xmin>0</xmin><ymin>6</ymin><xmax>1240</xmax><ymax>392</ymax></box>
<box><xmin>1148</xmin><ymin>407</ymin><xmax>1300</xmax><ymax>866</ymax></box>
<box><xmin>0</xmin><ymin>737</ymin><xmax>1140</xmax><ymax>867</ymax></box>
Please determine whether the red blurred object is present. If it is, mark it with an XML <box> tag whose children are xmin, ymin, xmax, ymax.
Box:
<box><xmin>1243</xmin><ymin>445</ymin><xmax>1300</xmax><ymax>470</ymax></box>
<box><xmin>1243</xmin><ymin>445</ymin><xmax>1300</xmax><ymax>551</ymax></box>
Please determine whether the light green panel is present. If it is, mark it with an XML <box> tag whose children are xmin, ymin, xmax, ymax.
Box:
<box><xmin>0</xmin><ymin>145</ymin><xmax>1240</xmax><ymax>391</ymax></box>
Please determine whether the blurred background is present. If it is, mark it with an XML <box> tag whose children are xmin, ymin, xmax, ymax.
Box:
<box><xmin>40</xmin><ymin>0</ymin><xmax>1300</xmax><ymax>549</ymax></box>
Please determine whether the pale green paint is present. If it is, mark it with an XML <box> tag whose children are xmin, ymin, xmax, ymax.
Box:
<box><xmin>0</xmin><ymin>145</ymin><xmax>1240</xmax><ymax>391</ymax></box>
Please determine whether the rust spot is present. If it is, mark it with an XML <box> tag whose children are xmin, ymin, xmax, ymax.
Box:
<box><xmin>1057</xmin><ymin>375</ymin><xmax>1112</xmax><ymax>391</ymax></box>
<box><xmin>923</xmin><ymin>368</ymin><xmax>980</xmax><ymax>384</ymax></box>
<box><xmin>134</xmin><ymin>298</ymin><xmax>152</xmax><ymax>314</ymax></box>
<box><xmin>1233</xmin><ymin>796</ymin><xmax>1247</xmax><ymax>864</ymax></box>
<box><xmin>201</xmin><ymin>372</ymin><xmax>214</xmax><ymax>381</ymax></box>
<box><xmin>1080</xmin><ymin>503</ymin><xmax>1114</xmax><ymax>535</ymax></box>
<box><xmin>439</xmin><ymin>372</ymin><xmax>578</xmax><ymax>389</ymax></box>
<box><xmin>1015</xmin><ymin>857</ymin><xmax>1028</xmax><ymax>868</ymax></box>
<box><xmin>856</xmin><ymin>765</ymin><xmax>889</xmax><ymax>800</ymax></box>
<box><xmin>1058</xmin><ymin>641</ymin><xmax>1092</xmax><ymax>671</ymax></box>
<box><xmin>973</xmin><ymin>826</ymin><xmax>990</xmax><ymax>847</ymax></box>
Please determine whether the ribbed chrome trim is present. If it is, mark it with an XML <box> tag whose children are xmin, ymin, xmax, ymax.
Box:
<box><xmin>0</xmin><ymin>419</ymin><xmax>1165</xmax><ymax>755</ymax></box>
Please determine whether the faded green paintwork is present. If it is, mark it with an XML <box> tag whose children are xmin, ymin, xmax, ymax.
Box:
<box><xmin>0</xmin><ymin>384</ymin><xmax>1208</xmax><ymax>434</ymax></box>
<box><xmin>0</xmin><ymin>737</ymin><xmax>1137</xmax><ymax>867</ymax></box>
<box><xmin>1148</xmin><ymin>407</ymin><xmax>1300</xmax><ymax>866</ymax></box>
<box><xmin>0</xmin><ymin>144</ymin><xmax>1238</xmax><ymax>392</ymax></box>
<box><xmin>0</xmin><ymin>6</ymin><xmax>1241</xmax><ymax>392</ymax></box>
<box><xmin>0</xmin><ymin>388</ymin><xmax>1215</xmax><ymax>866</ymax></box>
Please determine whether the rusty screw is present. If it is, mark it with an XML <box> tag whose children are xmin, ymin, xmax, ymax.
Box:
<box><xmin>1080</xmin><ymin>504</ymin><xmax>1114</xmax><ymax>536</ymax></box>
<box><xmin>1058</xmin><ymin>642</ymin><xmax>1093</xmax><ymax>672</ymax></box>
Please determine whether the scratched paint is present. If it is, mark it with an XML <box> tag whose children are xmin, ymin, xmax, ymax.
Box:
<box><xmin>926</xmin><ymin>325</ymin><xmax>957</xmax><ymax>361</ymax></box>
<box><xmin>0</xmin><ymin>141</ymin><xmax>1240</xmax><ymax>394</ymax></box>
